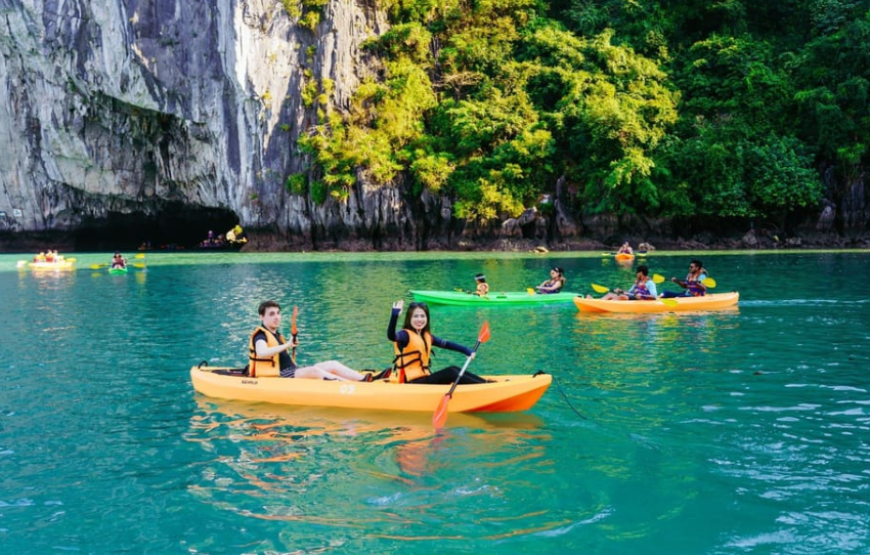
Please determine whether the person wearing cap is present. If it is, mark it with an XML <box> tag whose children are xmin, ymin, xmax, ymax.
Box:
<box><xmin>474</xmin><ymin>273</ymin><xmax>489</xmax><ymax>296</ymax></box>
<box><xmin>536</xmin><ymin>267</ymin><xmax>566</xmax><ymax>294</ymax></box>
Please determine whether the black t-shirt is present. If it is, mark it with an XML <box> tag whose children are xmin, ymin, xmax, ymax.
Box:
<box><xmin>254</xmin><ymin>330</ymin><xmax>295</xmax><ymax>370</ymax></box>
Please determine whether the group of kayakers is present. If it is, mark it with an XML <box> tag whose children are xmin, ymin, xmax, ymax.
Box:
<box><xmin>248</xmin><ymin>298</ymin><xmax>493</xmax><ymax>386</ymax></box>
<box><xmin>471</xmin><ymin>258</ymin><xmax>709</xmax><ymax>301</ymax></box>
<box><xmin>32</xmin><ymin>250</ymin><xmax>64</xmax><ymax>263</ymax></box>
<box><xmin>247</xmin><ymin>256</ymin><xmax>711</xmax><ymax>384</ymax></box>
<box><xmin>587</xmin><ymin>259</ymin><xmax>709</xmax><ymax>301</ymax></box>
<box><xmin>471</xmin><ymin>267</ymin><xmax>567</xmax><ymax>296</ymax></box>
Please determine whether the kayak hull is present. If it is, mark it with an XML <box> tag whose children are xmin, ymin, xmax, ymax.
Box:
<box><xmin>614</xmin><ymin>253</ymin><xmax>635</xmax><ymax>261</ymax></box>
<box><xmin>108</xmin><ymin>267</ymin><xmax>128</xmax><ymax>274</ymax></box>
<box><xmin>574</xmin><ymin>292</ymin><xmax>740</xmax><ymax>313</ymax></box>
<box><xmin>29</xmin><ymin>261</ymin><xmax>75</xmax><ymax>271</ymax></box>
<box><xmin>190</xmin><ymin>366</ymin><xmax>551</xmax><ymax>413</ymax></box>
<box><xmin>411</xmin><ymin>290</ymin><xmax>579</xmax><ymax>306</ymax></box>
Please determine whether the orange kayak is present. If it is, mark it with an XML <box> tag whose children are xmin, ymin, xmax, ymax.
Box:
<box><xmin>574</xmin><ymin>292</ymin><xmax>740</xmax><ymax>313</ymax></box>
<box><xmin>190</xmin><ymin>366</ymin><xmax>552</xmax><ymax>414</ymax></box>
<box><xmin>614</xmin><ymin>253</ymin><xmax>635</xmax><ymax>261</ymax></box>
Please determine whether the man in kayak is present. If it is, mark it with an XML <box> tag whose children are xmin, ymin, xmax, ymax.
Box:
<box><xmin>660</xmin><ymin>259</ymin><xmax>708</xmax><ymax>298</ymax></box>
<box><xmin>535</xmin><ymin>267</ymin><xmax>566</xmax><ymax>294</ymax></box>
<box><xmin>591</xmin><ymin>265</ymin><xmax>658</xmax><ymax>300</ymax></box>
<box><xmin>249</xmin><ymin>300</ymin><xmax>370</xmax><ymax>381</ymax></box>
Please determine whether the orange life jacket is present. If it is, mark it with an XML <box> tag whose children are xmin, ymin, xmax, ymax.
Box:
<box><xmin>247</xmin><ymin>326</ymin><xmax>284</xmax><ymax>378</ymax></box>
<box><xmin>392</xmin><ymin>329</ymin><xmax>432</xmax><ymax>383</ymax></box>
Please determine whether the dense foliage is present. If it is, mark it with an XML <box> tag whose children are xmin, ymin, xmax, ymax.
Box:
<box><xmin>291</xmin><ymin>0</ymin><xmax>870</xmax><ymax>232</ymax></box>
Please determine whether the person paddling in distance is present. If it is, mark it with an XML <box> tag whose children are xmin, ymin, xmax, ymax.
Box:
<box><xmin>474</xmin><ymin>273</ymin><xmax>489</xmax><ymax>296</ymax></box>
<box><xmin>249</xmin><ymin>300</ymin><xmax>370</xmax><ymax>381</ymax></box>
<box><xmin>588</xmin><ymin>264</ymin><xmax>658</xmax><ymax>301</ymax></box>
<box><xmin>661</xmin><ymin>259</ymin><xmax>708</xmax><ymax>298</ymax></box>
<box><xmin>111</xmin><ymin>252</ymin><xmax>127</xmax><ymax>269</ymax></box>
<box><xmin>617</xmin><ymin>242</ymin><xmax>634</xmax><ymax>255</ymax></box>
<box><xmin>388</xmin><ymin>300</ymin><xmax>490</xmax><ymax>384</ymax></box>
<box><xmin>535</xmin><ymin>266</ymin><xmax>566</xmax><ymax>294</ymax></box>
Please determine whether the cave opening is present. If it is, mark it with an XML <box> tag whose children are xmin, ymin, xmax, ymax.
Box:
<box><xmin>74</xmin><ymin>203</ymin><xmax>241</xmax><ymax>251</ymax></box>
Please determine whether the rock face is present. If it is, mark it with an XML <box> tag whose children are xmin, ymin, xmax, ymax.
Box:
<box><xmin>0</xmin><ymin>0</ymin><xmax>424</xmax><ymax>248</ymax></box>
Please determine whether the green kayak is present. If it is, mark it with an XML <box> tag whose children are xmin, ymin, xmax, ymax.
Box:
<box><xmin>411</xmin><ymin>290</ymin><xmax>579</xmax><ymax>306</ymax></box>
<box><xmin>108</xmin><ymin>267</ymin><xmax>128</xmax><ymax>275</ymax></box>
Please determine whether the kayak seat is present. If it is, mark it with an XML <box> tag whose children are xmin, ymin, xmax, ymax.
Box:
<box><xmin>360</xmin><ymin>368</ymin><xmax>392</xmax><ymax>381</ymax></box>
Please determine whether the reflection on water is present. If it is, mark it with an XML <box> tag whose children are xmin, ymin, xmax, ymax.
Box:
<box><xmin>184</xmin><ymin>398</ymin><xmax>562</xmax><ymax>547</ymax></box>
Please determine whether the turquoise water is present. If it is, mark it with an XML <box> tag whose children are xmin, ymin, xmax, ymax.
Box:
<box><xmin>1</xmin><ymin>251</ymin><xmax>868</xmax><ymax>554</ymax></box>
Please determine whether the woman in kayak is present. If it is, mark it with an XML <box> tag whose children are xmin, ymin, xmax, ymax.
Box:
<box><xmin>250</xmin><ymin>300</ymin><xmax>371</xmax><ymax>381</ymax></box>
<box><xmin>661</xmin><ymin>259</ymin><xmax>708</xmax><ymax>298</ymax></box>
<box><xmin>387</xmin><ymin>300</ymin><xmax>490</xmax><ymax>385</ymax></box>
<box><xmin>589</xmin><ymin>265</ymin><xmax>658</xmax><ymax>301</ymax></box>
<box><xmin>535</xmin><ymin>267</ymin><xmax>566</xmax><ymax>294</ymax></box>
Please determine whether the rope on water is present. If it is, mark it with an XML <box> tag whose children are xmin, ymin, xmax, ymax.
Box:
<box><xmin>551</xmin><ymin>374</ymin><xmax>588</xmax><ymax>421</ymax></box>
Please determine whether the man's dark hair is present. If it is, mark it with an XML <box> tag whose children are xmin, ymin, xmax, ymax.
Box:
<box><xmin>258</xmin><ymin>300</ymin><xmax>281</xmax><ymax>316</ymax></box>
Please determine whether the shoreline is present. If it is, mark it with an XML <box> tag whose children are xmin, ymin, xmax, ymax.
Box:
<box><xmin>2</xmin><ymin>228</ymin><xmax>868</xmax><ymax>255</ymax></box>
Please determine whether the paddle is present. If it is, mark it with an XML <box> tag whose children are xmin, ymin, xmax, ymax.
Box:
<box><xmin>90</xmin><ymin>263</ymin><xmax>108</xmax><ymax>270</ymax></box>
<box><xmin>527</xmin><ymin>288</ymin><xmax>536</xmax><ymax>295</ymax></box>
<box><xmin>433</xmin><ymin>321</ymin><xmax>491</xmax><ymax>430</ymax></box>
<box><xmin>290</xmin><ymin>305</ymin><xmax>298</xmax><ymax>365</ymax></box>
<box><xmin>134</xmin><ymin>253</ymin><xmax>146</xmax><ymax>259</ymax></box>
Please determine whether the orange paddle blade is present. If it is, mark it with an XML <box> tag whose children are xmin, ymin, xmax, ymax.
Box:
<box><xmin>291</xmin><ymin>305</ymin><xmax>298</xmax><ymax>335</ymax></box>
<box><xmin>479</xmin><ymin>321</ymin><xmax>491</xmax><ymax>344</ymax></box>
<box><xmin>433</xmin><ymin>394</ymin><xmax>451</xmax><ymax>429</ymax></box>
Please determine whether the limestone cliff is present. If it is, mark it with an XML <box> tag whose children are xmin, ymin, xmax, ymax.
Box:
<box><xmin>0</xmin><ymin>0</ymin><xmax>433</xmax><ymax>249</ymax></box>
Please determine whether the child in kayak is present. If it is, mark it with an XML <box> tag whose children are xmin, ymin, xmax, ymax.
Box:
<box><xmin>387</xmin><ymin>300</ymin><xmax>490</xmax><ymax>385</ymax></box>
<box><xmin>474</xmin><ymin>273</ymin><xmax>489</xmax><ymax>296</ymax></box>
<box><xmin>249</xmin><ymin>300</ymin><xmax>370</xmax><ymax>381</ymax></box>
<box><xmin>535</xmin><ymin>267</ymin><xmax>566</xmax><ymax>294</ymax></box>
<box><xmin>661</xmin><ymin>259</ymin><xmax>708</xmax><ymax>298</ymax></box>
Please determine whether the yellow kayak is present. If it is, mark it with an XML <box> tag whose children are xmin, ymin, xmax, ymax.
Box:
<box><xmin>574</xmin><ymin>292</ymin><xmax>740</xmax><ymax>313</ymax></box>
<box><xmin>29</xmin><ymin>260</ymin><xmax>76</xmax><ymax>271</ymax></box>
<box><xmin>190</xmin><ymin>365</ymin><xmax>551</xmax><ymax>413</ymax></box>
